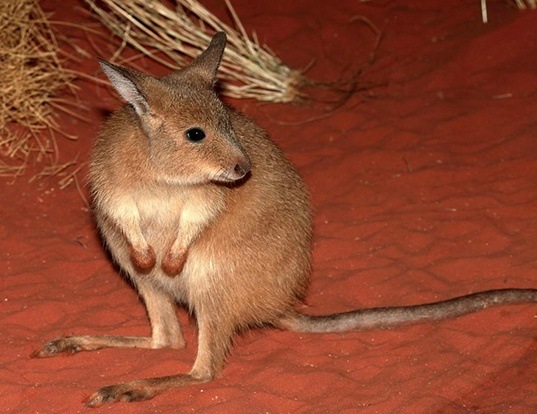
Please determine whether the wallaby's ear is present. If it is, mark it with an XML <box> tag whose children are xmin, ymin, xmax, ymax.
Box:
<box><xmin>189</xmin><ymin>32</ymin><xmax>227</xmax><ymax>84</ymax></box>
<box><xmin>99</xmin><ymin>59</ymin><xmax>149</xmax><ymax>116</ymax></box>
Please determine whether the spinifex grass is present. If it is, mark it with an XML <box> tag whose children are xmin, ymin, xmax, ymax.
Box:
<box><xmin>0</xmin><ymin>0</ymin><xmax>78</xmax><ymax>179</ymax></box>
<box><xmin>85</xmin><ymin>0</ymin><xmax>308</xmax><ymax>103</ymax></box>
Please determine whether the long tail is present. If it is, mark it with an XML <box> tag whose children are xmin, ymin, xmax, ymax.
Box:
<box><xmin>279</xmin><ymin>289</ymin><xmax>537</xmax><ymax>333</ymax></box>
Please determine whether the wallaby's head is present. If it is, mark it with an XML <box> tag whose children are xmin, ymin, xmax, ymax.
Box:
<box><xmin>99</xmin><ymin>32</ymin><xmax>251</xmax><ymax>185</ymax></box>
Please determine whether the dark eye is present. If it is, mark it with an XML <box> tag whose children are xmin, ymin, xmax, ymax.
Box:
<box><xmin>185</xmin><ymin>127</ymin><xmax>206</xmax><ymax>142</ymax></box>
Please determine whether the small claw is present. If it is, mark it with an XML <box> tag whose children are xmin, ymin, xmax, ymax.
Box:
<box><xmin>85</xmin><ymin>383</ymin><xmax>155</xmax><ymax>407</ymax></box>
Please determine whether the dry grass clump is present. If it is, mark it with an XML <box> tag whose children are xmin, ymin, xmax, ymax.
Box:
<box><xmin>513</xmin><ymin>0</ymin><xmax>536</xmax><ymax>9</ymax></box>
<box><xmin>85</xmin><ymin>0</ymin><xmax>308</xmax><ymax>103</ymax></box>
<box><xmin>0</xmin><ymin>0</ymin><xmax>77</xmax><ymax>179</ymax></box>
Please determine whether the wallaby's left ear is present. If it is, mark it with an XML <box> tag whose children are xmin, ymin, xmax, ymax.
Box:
<box><xmin>189</xmin><ymin>32</ymin><xmax>227</xmax><ymax>84</ymax></box>
<box><xmin>99</xmin><ymin>59</ymin><xmax>149</xmax><ymax>116</ymax></box>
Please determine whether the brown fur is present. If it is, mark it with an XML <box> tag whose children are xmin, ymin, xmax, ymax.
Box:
<box><xmin>32</xmin><ymin>33</ymin><xmax>537</xmax><ymax>407</ymax></box>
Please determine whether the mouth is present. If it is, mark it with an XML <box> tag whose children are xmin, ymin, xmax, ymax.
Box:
<box><xmin>213</xmin><ymin>169</ymin><xmax>249</xmax><ymax>183</ymax></box>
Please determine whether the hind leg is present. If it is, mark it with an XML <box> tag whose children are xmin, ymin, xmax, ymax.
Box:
<box><xmin>32</xmin><ymin>279</ymin><xmax>184</xmax><ymax>357</ymax></box>
<box><xmin>85</xmin><ymin>310</ymin><xmax>235</xmax><ymax>406</ymax></box>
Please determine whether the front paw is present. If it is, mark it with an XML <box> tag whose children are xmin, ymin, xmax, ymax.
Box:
<box><xmin>130</xmin><ymin>245</ymin><xmax>156</xmax><ymax>273</ymax></box>
<box><xmin>161</xmin><ymin>248</ymin><xmax>187</xmax><ymax>277</ymax></box>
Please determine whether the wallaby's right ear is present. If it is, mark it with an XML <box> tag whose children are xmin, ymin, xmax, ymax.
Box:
<box><xmin>189</xmin><ymin>32</ymin><xmax>227</xmax><ymax>84</ymax></box>
<box><xmin>99</xmin><ymin>59</ymin><xmax>149</xmax><ymax>116</ymax></box>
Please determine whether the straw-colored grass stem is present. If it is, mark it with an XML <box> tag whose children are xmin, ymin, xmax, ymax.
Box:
<box><xmin>85</xmin><ymin>0</ymin><xmax>308</xmax><ymax>103</ymax></box>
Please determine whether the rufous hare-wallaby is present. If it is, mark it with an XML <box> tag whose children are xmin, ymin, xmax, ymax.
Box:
<box><xmin>32</xmin><ymin>32</ymin><xmax>537</xmax><ymax>407</ymax></box>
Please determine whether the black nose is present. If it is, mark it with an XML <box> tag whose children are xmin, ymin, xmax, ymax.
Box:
<box><xmin>233</xmin><ymin>158</ymin><xmax>251</xmax><ymax>179</ymax></box>
<box><xmin>234</xmin><ymin>163</ymin><xmax>246</xmax><ymax>175</ymax></box>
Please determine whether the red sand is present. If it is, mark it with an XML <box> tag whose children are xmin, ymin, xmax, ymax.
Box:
<box><xmin>1</xmin><ymin>1</ymin><xmax>536</xmax><ymax>412</ymax></box>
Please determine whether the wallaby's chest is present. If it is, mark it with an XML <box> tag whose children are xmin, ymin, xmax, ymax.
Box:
<box><xmin>135</xmin><ymin>189</ymin><xmax>183</xmax><ymax>227</ymax></box>
<box><xmin>133</xmin><ymin>184</ymin><xmax>224</xmax><ymax>243</ymax></box>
